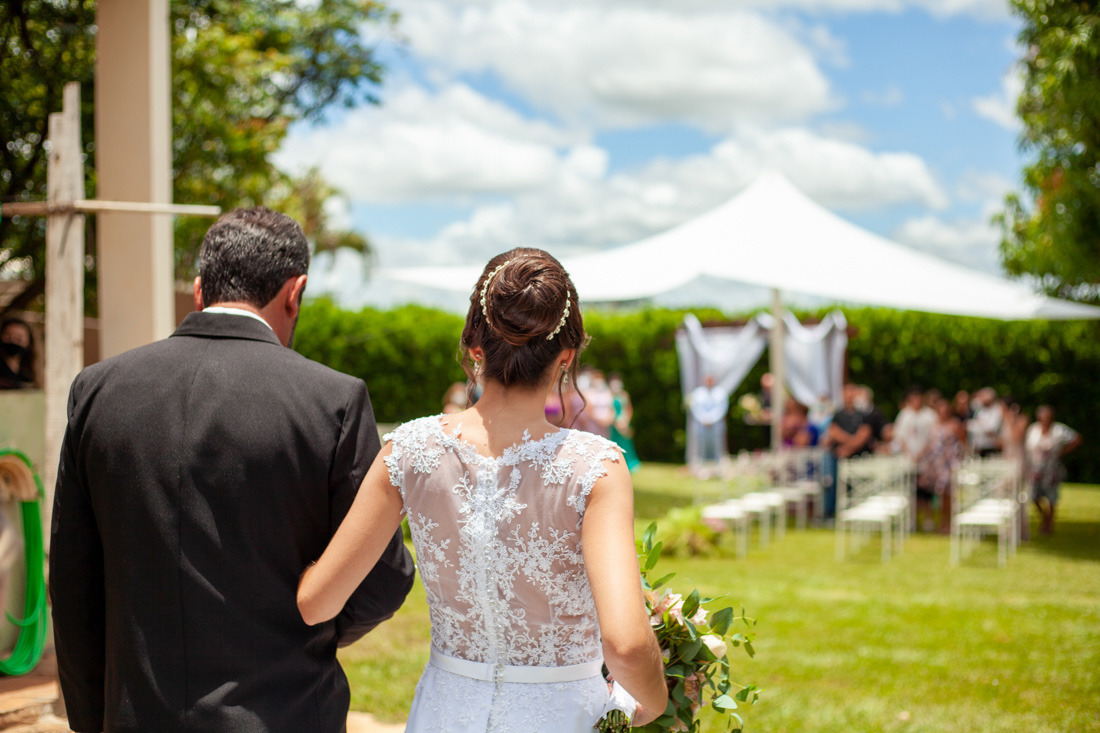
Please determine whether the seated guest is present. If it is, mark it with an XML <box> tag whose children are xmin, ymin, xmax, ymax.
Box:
<box><xmin>781</xmin><ymin>398</ymin><xmax>817</xmax><ymax>447</ymax></box>
<box><xmin>856</xmin><ymin>385</ymin><xmax>886</xmax><ymax>451</ymax></box>
<box><xmin>0</xmin><ymin>318</ymin><xmax>36</xmax><ymax>390</ymax></box>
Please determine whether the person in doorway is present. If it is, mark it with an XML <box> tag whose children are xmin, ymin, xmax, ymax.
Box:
<box><xmin>1025</xmin><ymin>405</ymin><xmax>1081</xmax><ymax>536</ymax></box>
<box><xmin>0</xmin><ymin>318</ymin><xmax>36</xmax><ymax>389</ymax></box>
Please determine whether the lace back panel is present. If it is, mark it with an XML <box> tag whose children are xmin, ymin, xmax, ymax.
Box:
<box><xmin>384</xmin><ymin>417</ymin><xmax>621</xmax><ymax>667</ymax></box>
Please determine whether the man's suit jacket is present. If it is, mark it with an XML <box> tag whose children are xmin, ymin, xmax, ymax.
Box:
<box><xmin>50</xmin><ymin>312</ymin><xmax>415</xmax><ymax>732</ymax></box>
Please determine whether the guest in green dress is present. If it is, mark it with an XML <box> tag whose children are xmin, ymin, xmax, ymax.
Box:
<box><xmin>609</xmin><ymin>373</ymin><xmax>641</xmax><ymax>472</ymax></box>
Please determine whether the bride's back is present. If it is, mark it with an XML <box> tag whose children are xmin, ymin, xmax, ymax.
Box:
<box><xmin>385</xmin><ymin>415</ymin><xmax>621</xmax><ymax>667</ymax></box>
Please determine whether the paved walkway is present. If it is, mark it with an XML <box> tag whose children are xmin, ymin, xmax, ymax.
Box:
<box><xmin>0</xmin><ymin>650</ymin><xmax>405</xmax><ymax>732</ymax></box>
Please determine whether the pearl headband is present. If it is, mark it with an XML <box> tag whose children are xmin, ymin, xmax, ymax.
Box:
<box><xmin>479</xmin><ymin>258</ymin><xmax>572</xmax><ymax>340</ymax></box>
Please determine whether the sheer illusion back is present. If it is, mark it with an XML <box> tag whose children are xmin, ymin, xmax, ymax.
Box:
<box><xmin>385</xmin><ymin>416</ymin><xmax>622</xmax><ymax>667</ymax></box>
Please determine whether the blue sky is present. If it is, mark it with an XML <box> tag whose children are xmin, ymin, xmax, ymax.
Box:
<box><xmin>275</xmin><ymin>0</ymin><xmax>1025</xmax><ymax>311</ymax></box>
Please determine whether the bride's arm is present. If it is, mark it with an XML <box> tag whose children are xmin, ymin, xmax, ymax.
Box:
<box><xmin>298</xmin><ymin>443</ymin><xmax>405</xmax><ymax>626</ymax></box>
<box><xmin>582</xmin><ymin>458</ymin><xmax>668</xmax><ymax>726</ymax></box>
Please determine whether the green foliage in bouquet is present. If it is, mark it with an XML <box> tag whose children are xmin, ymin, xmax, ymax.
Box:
<box><xmin>654</xmin><ymin>506</ymin><xmax>721</xmax><ymax>559</ymax></box>
<box><xmin>598</xmin><ymin>523</ymin><xmax>760</xmax><ymax>732</ymax></box>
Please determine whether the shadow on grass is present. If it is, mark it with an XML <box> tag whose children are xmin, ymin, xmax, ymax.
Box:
<box><xmin>1028</xmin><ymin>517</ymin><xmax>1100</xmax><ymax>562</ymax></box>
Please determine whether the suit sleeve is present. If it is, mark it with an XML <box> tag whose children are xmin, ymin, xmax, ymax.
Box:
<box><xmin>49</xmin><ymin>376</ymin><xmax>106</xmax><ymax>733</ymax></box>
<box><xmin>330</xmin><ymin>380</ymin><xmax>415</xmax><ymax>647</ymax></box>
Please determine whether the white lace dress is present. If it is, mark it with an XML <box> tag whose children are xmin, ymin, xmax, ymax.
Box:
<box><xmin>384</xmin><ymin>416</ymin><xmax>623</xmax><ymax>732</ymax></box>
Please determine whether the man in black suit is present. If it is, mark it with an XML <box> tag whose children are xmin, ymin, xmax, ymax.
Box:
<box><xmin>50</xmin><ymin>207</ymin><xmax>415</xmax><ymax>732</ymax></box>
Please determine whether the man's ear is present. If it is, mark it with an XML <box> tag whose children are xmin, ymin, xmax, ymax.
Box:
<box><xmin>286</xmin><ymin>275</ymin><xmax>308</xmax><ymax>316</ymax></box>
<box><xmin>193</xmin><ymin>277</ymin><xmax>203</xmax><ymax>311</ymax></box>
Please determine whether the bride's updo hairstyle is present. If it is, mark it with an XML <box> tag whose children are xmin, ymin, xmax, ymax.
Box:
<box><xmin>461</xmin><ymin>248</ymin><xmax>587</xmax><ymax>392</ymax></box>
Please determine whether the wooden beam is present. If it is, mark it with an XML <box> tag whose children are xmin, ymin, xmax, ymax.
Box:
<box><xmin>1</xmin><ymin>200</ymin><xmax>221</xmax><ymax>218</ymax></box>
<box><xmin>43</xmin><ymin>82</ymin><xmax>85</xmax><ymax>545</ymax></box>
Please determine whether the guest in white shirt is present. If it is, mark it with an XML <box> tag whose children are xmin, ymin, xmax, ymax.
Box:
<box><xmin>688</xmin><ymin>374</ymin><xmax>730</xmax><ymax>478</ymax></box>
<box><xmin>892</xmin><ymin>387</ymin><xmax>937</xmax><ymax>460</ymax></box>
<box><xmin>969</xmin><ymin>387</ymin><xmax>1003</xmax><ymax>457</ymax></box>
<box><xmin>1025</xmin><ymin>405</ymin><xmax>1081</xmax><ymax>535</ymax></box>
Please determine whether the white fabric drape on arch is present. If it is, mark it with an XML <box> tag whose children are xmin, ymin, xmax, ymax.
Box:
<box><xmin>675</xmin><ymin>312</ymin><xmax>847</xmax><ymax>465</ymax></box>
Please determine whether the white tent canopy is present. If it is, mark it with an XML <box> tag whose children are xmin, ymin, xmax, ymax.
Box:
<box><xmin>384</xmin><ymin>171</ymin><xmax>1100</xmax><ymax>320</ymax></box>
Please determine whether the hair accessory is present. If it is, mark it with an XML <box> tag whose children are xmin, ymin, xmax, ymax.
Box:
<box><xmin>546</xmin><ymin>295</ymin><xmax>571</xmax><ymax>340</ymax></box>
<box><xmin>479</xmin><ymin>259</ymin><xmax>512</xmax><ymax>324</ymax></box>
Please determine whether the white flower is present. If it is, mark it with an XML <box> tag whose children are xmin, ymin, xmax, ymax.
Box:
<box><xmin>701</xmin><ymin>634</ymin><xmax>727</xmax><ymax>659</ymax></box>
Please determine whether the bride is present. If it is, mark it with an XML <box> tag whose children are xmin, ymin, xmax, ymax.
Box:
<box><xmin>297</xmin><ymin>248</ymin><xmax>667</xmax><ymax>730</ymax></box>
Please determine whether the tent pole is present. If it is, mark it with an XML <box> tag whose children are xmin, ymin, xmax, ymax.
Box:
<box><xmin>770</xmin><ymin>288</ymin><xmax>786</xmax><ymax>451</ymax></box>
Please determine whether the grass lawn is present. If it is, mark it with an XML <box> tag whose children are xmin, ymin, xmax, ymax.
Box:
<box><xmin>340</xmin><ymin>464</ymin><xmax>1100</xmax><ymax>732</ymax></box>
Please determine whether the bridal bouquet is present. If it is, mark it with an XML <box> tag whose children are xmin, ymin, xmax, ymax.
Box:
<box><xmin>596</xmin><ymin>523</ymin><xmax>760</xmax><ymax>733</ymax></box>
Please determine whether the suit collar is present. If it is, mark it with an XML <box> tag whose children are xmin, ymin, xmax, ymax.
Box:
<box><xmin>172</xmin><ymin>311</ymin><xmax>284</xmax><ymax>347</ymax></box>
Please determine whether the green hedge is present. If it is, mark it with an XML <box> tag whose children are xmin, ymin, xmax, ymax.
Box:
<box><xmin>295</xmin><ymin>299</ymin><xmax>1100</xmax><ymax>482</ymax></box>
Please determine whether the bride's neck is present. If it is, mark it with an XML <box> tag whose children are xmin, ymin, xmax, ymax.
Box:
<box><xmin>471</xmin><ymin>379</ymin><xmax>555</xmax><ymax>436</ymax></box>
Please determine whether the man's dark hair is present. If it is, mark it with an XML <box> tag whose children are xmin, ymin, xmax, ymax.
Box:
<box><xmin>197</xmin><ymin>207</ymin><xmax>310</xmax><ymax>308</ymax></box>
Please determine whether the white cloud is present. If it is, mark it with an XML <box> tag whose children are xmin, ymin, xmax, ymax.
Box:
<box><xmin>360</xmin><ymin>124</ymin><xmax>948</xmax><ymax>268</ymax></box>
<box><xmin>411</xmin><ymin>0</ymin><xmax>1011</xmax><ymax>20</ymax></box>
<box><xmin>893</xmin><ymin>207</ymin><xmax>1004</xmax><ymax>273</ymax></box>
<box><xmin>400</xmin><ymin>2</ymin><xmax>837</xmax><ymax>130</ymax></box>
<box><xmin>972</xmin><ymin>68</ymin><xmax>1023</xmax><ymax>130</ymax></box>
<box><xmin>860</xmin><ymin>84</ymin><xmax>904</xmax><ymax>107</ymax></box>
<box><xmin>274</xmin><ymin>83</ymin><xmax>585</xmax><ymax>202</ymax></box>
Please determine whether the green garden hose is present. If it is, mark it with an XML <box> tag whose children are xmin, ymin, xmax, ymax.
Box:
<box><xmin>0</xmin><ymin>448</ymin><xmax>48</xmax><ymax>676</ymax></box>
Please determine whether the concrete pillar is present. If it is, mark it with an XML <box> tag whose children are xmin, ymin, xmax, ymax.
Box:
<box><xmin>95</xmin><ymin>0</ymin><xmax>173</xmax><ymax>358</ymax></box>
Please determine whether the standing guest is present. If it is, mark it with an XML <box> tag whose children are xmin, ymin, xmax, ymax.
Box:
<box><xmin>952</xmin><ymin>389</ymin><xmax>973</xmax><ymax>424</ymax></box>
<box><xmin>821</xmin><ymin>383</ymin><xmax>873</xmax><ymax>519</ymax></box>
<box><xmin>808</xmin><ymin>394</ymin><xmax>835</xmax><ymax>436</ymax></box>
<box><xmin>608</xmin><ymin>372</ymin><xmax>641</xmax><ymax>472</ymax></box>
<box><xmin>968</xmin><ymin>387</ymin><xmax>1003</xmax><ymax>457</ymax></box>
<box><xmin>916</xmin><ymin>398</ymin><xmax>966</xmax><ymax>533</ymax></box>
<box><xmin>441</xmin><ymin>382</ymin><xmax>468</xmax><ymax>415</ymax></box>
<box><xmin>892</xmin><ymin>387</ymin><xmax>937</xmax><ymax>461</ymax></box>
<box><xmin>50</xmin><ymin>207</ymin><xmax>416</xmax><ymax>733</ymax></box>
<box><xmin>688</xmin><ymin>374</ymin><xmax>731</xmax><ymax>478</ymax></box>
<box><xmin>1025</xmin><ymin>405</ymin><xmax>1082</xmax><ymax>536</ymax></box>
<box><xmin>0</xmin><ymin>318</ymin><xmax>36</xmax><ymax>389</ymax></box>
<box><xmin>574</xmin><ymin>368</ymin><xmax>615</xmax><ymax>438</ymax></box>
<box><xmin>999</xmin><ymin>396</ymin><xmax>1031</xmax><ymax>541</ymax></box>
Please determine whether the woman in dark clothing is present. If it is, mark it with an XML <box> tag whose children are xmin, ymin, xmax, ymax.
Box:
<box><xmin>0</xmin><ymin>318</ymin><xmax>36</xmax><ymax>389</ymax></box>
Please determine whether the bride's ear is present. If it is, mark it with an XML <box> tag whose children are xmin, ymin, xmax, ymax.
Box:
<box><xmin>558</xmin><ymin>348</ymin><xmax>577</xmax><ymax>371</ymax></box>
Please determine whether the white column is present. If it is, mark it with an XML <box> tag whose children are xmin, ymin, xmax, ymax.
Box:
<box><xmin>95</xmin><ymin>0</ymin><xmax>173</xmax><ymax>358</ymax></box>
<box><xmin>769</xmin><ymin>288</ymin><xmax>786</xmax><ymax>451</ymax></box>
<box><xmin>43</xmin><ymin>83</ymin><xmax>86</xmax><ymax>544</ymax></box>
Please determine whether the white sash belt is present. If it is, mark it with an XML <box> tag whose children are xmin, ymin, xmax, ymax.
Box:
<box><xmin>429</xmin><ymin>650</ymin><xmax>603</xmax><ymax>684</ymax></box>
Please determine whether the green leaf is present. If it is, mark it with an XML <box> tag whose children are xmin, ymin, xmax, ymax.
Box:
<box><xmin>682</xmin><ymin>589</ymin><xmax>700</xmax><ymax>620</ymax></box>
<box><xmin>642</xmin><ymin>522</ymin><xmax>657</xmax><ymax>551</ymax></box>
<box><xmin>644</xmin><ymin>542</ymin><xmax>663</xmax><ymax>571</ymax></box>
<box><xmin>710</xmin><ymin>606</ymin><xmax>734</xmax><ymax>636</ymax></box>
<box><xmin>680</xmin><ymin>639</ymin><xmax>702</xmax><ymax>661</ymax></box>
<box><xmin>650</xmin><ymin>571</ymin><xmax>676</xmax><ymax>590</ymax></box>
<box><xmin>744</xmin><ymin>639</ymin><xmax>756</xmax><ymax>659</ymax></box>
<box><xmin>712</xmin><ymin>694</ymin><xmax>738</xmax><ymax>711</ymax></box>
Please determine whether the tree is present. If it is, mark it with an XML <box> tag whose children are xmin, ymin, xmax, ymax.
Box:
<box><xmin>998</xmin><ymin>0</ymin><xmax>1100</xmax><ymax>304</ymax></box>
<box><xmin>0</xmin><ymin>0</ymin><xmax>388</xmax><ymax>314</ymax></box>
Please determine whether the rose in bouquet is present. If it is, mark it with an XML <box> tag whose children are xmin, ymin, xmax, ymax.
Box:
<box><xmin>596</xmin><ymin>523</ymin><xmax>760</xmax><ymax>732</ymax></box>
